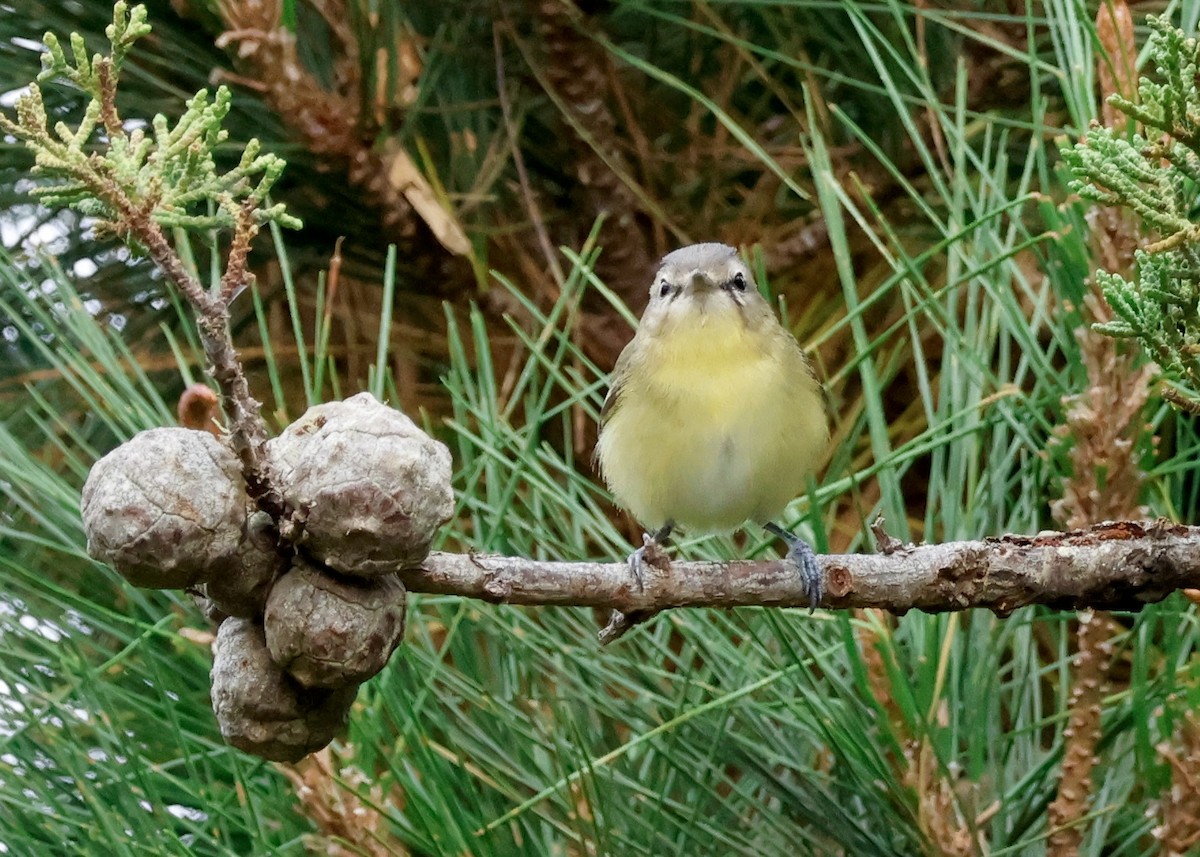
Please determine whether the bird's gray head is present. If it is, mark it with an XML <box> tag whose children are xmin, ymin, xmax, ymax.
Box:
<box><xmin>660</xmin><ymin>242</ymin><xmax>739</xmax><ymax>272</ymax></box>
<box><xmin>648</xmin><ymin>243</ymin><xmax>760</xmax><ymax>308</ymax></box>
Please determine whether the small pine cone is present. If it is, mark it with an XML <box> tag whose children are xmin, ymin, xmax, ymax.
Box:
<box><xmin>81</xmin><ymin>427</ymin><xmax>247</xmax><ymax>590</ymax></box>
<box><xmin>202</xmin><ymin>511</ymin><xmax>285</xmax><ymax>618</ymax></box>
<box><xmin>264</xmin><ymin>558</ymin><xmax>406</xmax><ymax>689</ymax></box>
<box><xmin>267</xmin><ymin>392</ymin><xmax>453</xmax><ymax>578</ymax></box>
<box><xmin>211</xmin><ymin>617</ymin><xmax>357</xmax><ymax>763</ymax></box>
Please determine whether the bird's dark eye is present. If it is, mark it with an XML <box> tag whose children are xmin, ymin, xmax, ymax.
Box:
<box><xmin>658</xmin><ymin>280</ymin><xmax>672</xmax><ymax>298</ymax></box>
<box><xmin>732</xmin><ymin>272</ymin><xmax>747</xmax><ymax>292</ymax></box>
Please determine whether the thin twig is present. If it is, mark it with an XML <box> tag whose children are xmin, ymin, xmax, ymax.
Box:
<box><xmin>1162</xmin><ymin>385</ymin><xmax>1200</xmax><ymax>415</ymax></box>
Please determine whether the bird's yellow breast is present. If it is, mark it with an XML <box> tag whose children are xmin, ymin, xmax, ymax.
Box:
<box><xmin>596</xmin><ymin>306</ymin><xmax>827</xmax><ymax>533</ymax></box>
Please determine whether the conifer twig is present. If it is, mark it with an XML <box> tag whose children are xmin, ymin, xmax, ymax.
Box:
<box><xmin>0</xmin><ymin>3</ymin><xmax>300</xmax><ymax>518</ymax></box>
<box><xmin>1063</xmin><ymin>15</ymin><xmax>1200</xmax><ymax>409</ymax></box>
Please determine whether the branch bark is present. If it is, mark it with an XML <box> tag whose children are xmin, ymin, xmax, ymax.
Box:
<box><xmin>398</xmin><ymin>521</ymin><xmax>1200</xmax><ymax>618</ymax></box>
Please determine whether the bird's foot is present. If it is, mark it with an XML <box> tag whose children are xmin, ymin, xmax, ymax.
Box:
<box><xmin>625</xmin><ymin>523</ymin><xmax>674</xmax><ymax>592</ymax></box>
<box><xmin>785</xmin><ymin>537</ymin><xmax>823</xmax><ymax>612</ymax></box>
<box><xmin>627</xmin><ymin>545</ymin><xmax>648</xmax><ymax>592</ymax></box>
<box><xmin>603</xmin><ymin>522</ymin><xmax>675</xmax><ymax>644</ymax></box>
<box><xmin>764</xmin><ymin>522</ymin><xmax>823</xmax><ymax>612</ymax></box>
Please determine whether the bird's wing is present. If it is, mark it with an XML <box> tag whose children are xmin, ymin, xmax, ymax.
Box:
<box><xmin>599</xmin><ymin>372</ymin><xmax>624</xmax><ymax>427</ymax></box>
<box><xmin>795</xmin><ymin>341</ymin><xmax>832</xmax><ymax>412</ymax></box>
<box><xmin>598</xmin><ymin>342</ymin><xmax>636</xmax><ymax>428</ymax></box>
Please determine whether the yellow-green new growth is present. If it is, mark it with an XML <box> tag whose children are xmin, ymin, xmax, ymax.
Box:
<box><xmin>0</xmin><ymin>2</ymin><xmax>300</xmax><ymax>244</ymax></box>
<box><xmin>36</xmin><ymin>2</ymin><xmax>150</xmax><ymax>98</ymax></box>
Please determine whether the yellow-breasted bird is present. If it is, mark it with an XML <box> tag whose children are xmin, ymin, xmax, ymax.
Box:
<box><xmin>595</xmin><ymin>242</ymin><xmax>829</xmax><ymax>605</ymax></box>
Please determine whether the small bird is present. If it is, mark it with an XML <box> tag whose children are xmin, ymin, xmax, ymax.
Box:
<box><xmin>595</xmin><ymin>242</ymin><xmax>829</xmax><ymax>607</ymax></box>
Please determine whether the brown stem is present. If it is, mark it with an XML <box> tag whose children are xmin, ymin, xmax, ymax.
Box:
<box><xmin>124</xmin><ymin>208</ymin><xmax>217</xmax><ymax>315</ymax></box>
<box><xmin>195</xmin><ymin>312</ymin><xmax>285</xmax><ymax>517</ymax></box>
<box><xmin>219</xmin><ymin>200</ymin><xmax>259</xmax><ymax>302</ymax></box>
<box><xmin>1162</xmin><ymin>385</ymin><xmax>1200</xmax><ymax>416</ymax></box>
<box><xmin>95</xmin><ymin>60</ymin><xmax>126</xmax><ymax>141</ymax></box>
<box><xmin>134</xmin><ymin>214</ymin><xmax>288</xmax><ymax>520</ymax></box>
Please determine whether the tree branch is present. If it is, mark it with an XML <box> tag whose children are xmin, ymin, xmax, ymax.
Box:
<box><xmin>399</xmin><ymin>521</ymin><xmax>1200</xmax><ymax>621</ymax></box>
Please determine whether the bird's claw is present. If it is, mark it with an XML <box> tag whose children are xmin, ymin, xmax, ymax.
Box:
<box><xmin>627</xmin><ymin>545</ymin><xmax>648</xmax><ymax>592</ymax></box>
<box><xmin>785</xmin><ymin>538</ymin><xmax>823</xmax><ymax>612</ymax></box>
<box><xmin>625</xmin><ymin>528</ymin><xmax>671</xmax><ymax>593</ymax></box>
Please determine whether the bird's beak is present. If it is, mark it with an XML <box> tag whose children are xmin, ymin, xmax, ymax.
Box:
<box><xmin>689</xmin><ymin>270</ymin><xmax>717</xmax><ymax>292</ymax></box>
